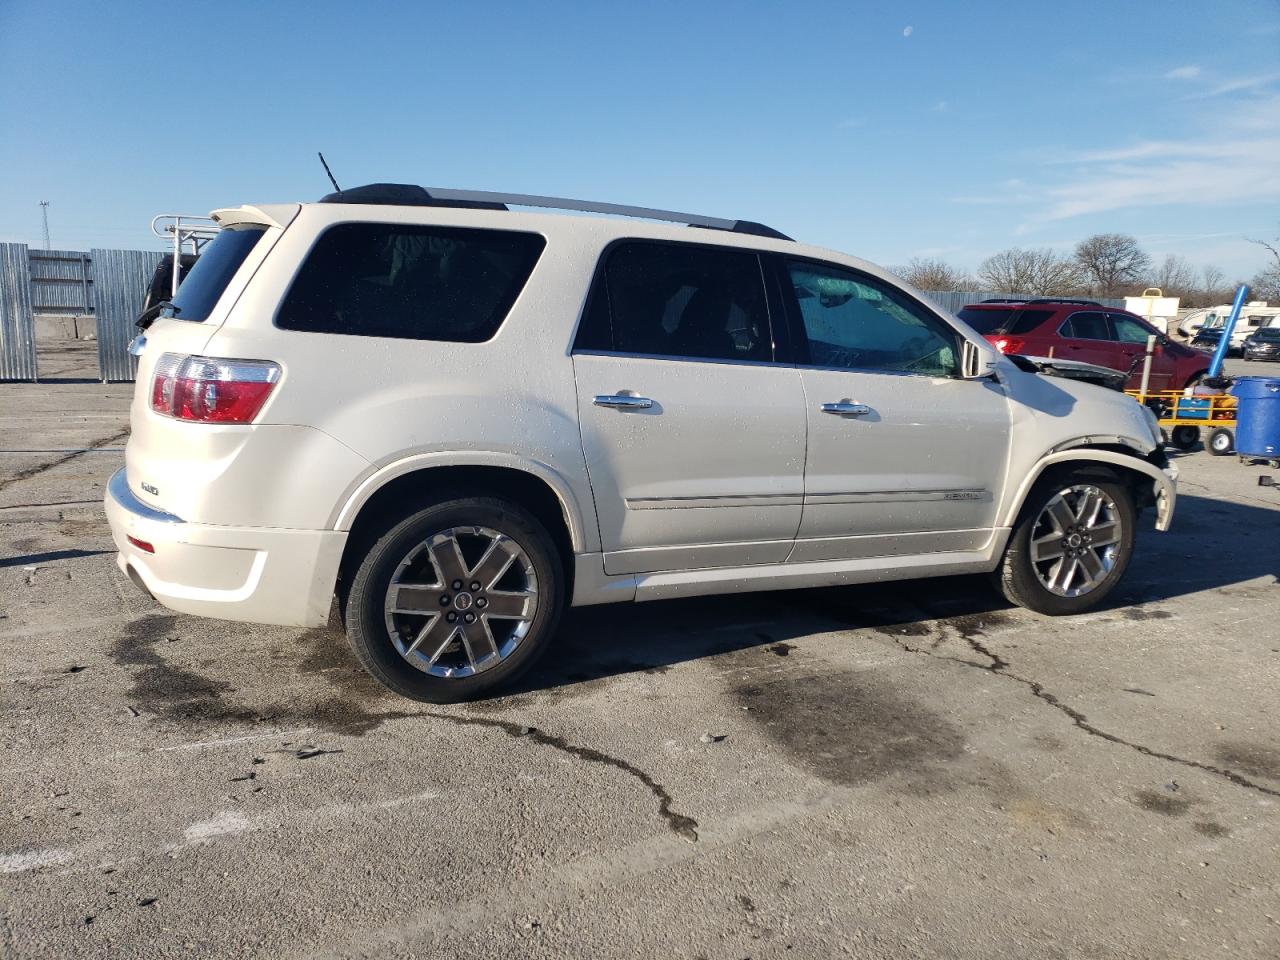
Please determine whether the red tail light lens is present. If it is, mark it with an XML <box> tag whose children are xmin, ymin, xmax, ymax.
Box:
<box><xmin>149</xmin><ymin>354</ymin><xmax>281</xmax><ymax>423</ymax></box>
<box><xmin>991</xmin><ymin>336</ymin><xmax>1026</xmax><ymax>355</ymax></box>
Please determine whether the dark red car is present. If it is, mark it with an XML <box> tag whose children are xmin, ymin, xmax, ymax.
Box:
<box><xmin>957</xmin><ymin>298</ymin><xmax>1210</xmax><ymax>391</ymax></box>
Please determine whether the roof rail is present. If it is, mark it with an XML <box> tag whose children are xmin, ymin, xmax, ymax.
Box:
<box><xmin>979</xmin><ymin>296</ymin><xmax>1102</xmax><ymax>307</ymax></box>
<box><xmin>318</xmin><ymin>183</ymin><xmax>793</xmax><ymax>241</ymax></box>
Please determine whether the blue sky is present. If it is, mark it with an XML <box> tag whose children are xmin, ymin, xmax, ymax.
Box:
<box><xmin>2</xmin><ymin>0</ymin><xmax>1278</xmax><ymax>279</ymax></box>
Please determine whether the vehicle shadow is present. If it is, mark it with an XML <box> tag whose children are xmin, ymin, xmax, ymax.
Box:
<box><xmin>504</xmin><ymin>492</ymin><xmax>1277</xmax><ymax>697</ymax></box>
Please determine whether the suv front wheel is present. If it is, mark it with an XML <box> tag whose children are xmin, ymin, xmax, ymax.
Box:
<box><xmin>995</xmin><ymin>473</ymin><xmax>1136</xmax><ymax>615</ymax></box>
<box><xmin>344</xmin><ymin>497</ymin><xmax>564</xmax><ymax>702</ymax></box>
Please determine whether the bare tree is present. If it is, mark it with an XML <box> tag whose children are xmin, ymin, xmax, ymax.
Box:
<box><xmin>893</xmin><ymin>257</ymin><xmax>973</xmax><ymax>291</ymax></box>
<box><xmin>976</xmin><ymin>247</ymin><xmax>1083</xmax><ymax>296</ymax></box>
<box><xmin>1248</xmin><ymin>227</ymin><xmax>1280</xmax><ymax>302</ymax></box>
<box><xmin>1152</xmin><ymin>254</ymin><xmax>1197</xmax><ymax>297</ymax></box>
<box><xmin>1073</xmin><ymin>233</ymin><xmax>1151</xmax><ymax>296</ymax></box>
<box><xmin>1201</xmin><ymin>264</ymin><xmax>1225</xmax><ymax>296</ymax></box>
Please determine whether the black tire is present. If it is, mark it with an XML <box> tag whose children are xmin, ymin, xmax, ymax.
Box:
<box><xmin>344</xmin><ymin>496</ymin><xmax>564</xmax><ymax>703</ymax></box>
<box><xmin>1208</xmin><ymin>427</ymin><xmax>1234</xmax><ymax>456</ymax></box>
<box><xmin>1169</xmin><ymin>426</ymin><xmax>1200</xmax><ymax>450</ymax></box>
<box><xmin>994</xmin><ymin>473</ymin><xmax>1136</xmax><ymax>616</ymax></box>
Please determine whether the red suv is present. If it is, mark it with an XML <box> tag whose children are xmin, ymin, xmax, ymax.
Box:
<box><xmin>957</xmin><ymin>298</ymin><xmax>1210</xmax><ymax>391</ymax></box>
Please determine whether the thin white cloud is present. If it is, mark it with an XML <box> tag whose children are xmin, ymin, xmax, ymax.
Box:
<box><xmin>1196</xmin><ymin>71</ymin><xmax>1280</xmax><ymax>98</ymax></box>
<box><xmin>836</xmin><ymin>117</ymin><xmax>867</xmax><ymax>129</ymax></box>
<box><xmin>953</xmin><ymin>77</ymin><xmax>1280</xmax><ymax>228</ymax></box>
<box><xmin>1163</xmin><ymin>64</ymin><xmax>1201</xmax><ymax>80</ymax></box>
<box><xmin>903</xmin><ymin>25</ymin><xmax>913</xmax><ymax>37</ymax></box>
<box><xmin>1038</xmin><ymin>145</ymin><xmax>1280</xmax><ymax>220</ymax></box>
<box><xmin>933</xmin><ymin>100</ymin><xmax>949</xmax><ymax>112</ymax></box>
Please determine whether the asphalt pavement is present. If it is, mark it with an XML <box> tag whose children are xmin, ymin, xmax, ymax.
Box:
<box><xmin>2</xmin><ymin>346</ymin><xmax>1278</xmax><ymax>958</ymax></box>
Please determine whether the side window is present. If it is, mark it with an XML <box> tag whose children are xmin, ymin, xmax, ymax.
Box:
<box><xmin>784</xmin><ymin>260</ymin><xmax>958</xmax><ymax>377</ymax></box>
<box><xmin>578</xmin><ymin>242</ymin><xmax>772</xmax><ymax>362</ymax></box>
<box><xmin>1062</xmin><ymin>311</ymin><xmax>1111</xmax><ymax>340</ymax></box>
<box><xmin>1110</xmin><ymin>314</ymin><xmax>1155</xmax><ymax>345</ymax></box>
<box><xmin>277</xmin><ymin>223</ymin><xmax>545</xmax><ymax>342</ymax></box>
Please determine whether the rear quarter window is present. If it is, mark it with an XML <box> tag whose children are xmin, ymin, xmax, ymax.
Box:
<box><xmin>167</xmin><ymin>225</ymin><xmax>268</xmax><ymax>321</ymax></box>
<box><xmin>276</xmin><ymin>223</ymin><xmax>545</xmax><ymax>342</ymax></box>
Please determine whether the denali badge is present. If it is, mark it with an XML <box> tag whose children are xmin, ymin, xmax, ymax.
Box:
<box><xmin>141</xmin><ymin>482</ymin><xmax>159</xmax><ymax>497</ymax></box>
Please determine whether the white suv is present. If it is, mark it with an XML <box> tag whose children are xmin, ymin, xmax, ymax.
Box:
<box><xmin>106</xmin><ymin>184</ymin><xmax>1177</xmax><ymax>702</ymax></box>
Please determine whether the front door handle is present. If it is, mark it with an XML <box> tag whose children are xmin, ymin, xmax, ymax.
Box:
<box><xmin>821</xmin><ymin>401</ymin><xmax>871</xmax><ymax>417</ymax></box>
<box><xmin>594</xmin><ymin>394</ymin><xmax>654</xmax><ymax>410</ymax></box>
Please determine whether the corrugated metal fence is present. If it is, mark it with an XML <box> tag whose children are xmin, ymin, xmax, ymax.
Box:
<box><xmin>0</xmin><ymin>244</ymin><xmax>161</xmax><ymax>381</ymax></box>
<box><xmin>0</xmin><ymin>243</ymin><xmax>38</xmax><ymax>381</ymax></box>
<box><xmin>29</xmin><ymin>249</ymin><xmax>94</xmax><ymax>314</ymax></box>
<box><xmin>91</xmin><ymin>248</ymin><xmax>163</xmax><ymax>382</ymax></box>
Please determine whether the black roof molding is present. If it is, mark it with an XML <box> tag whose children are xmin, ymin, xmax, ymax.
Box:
<box><xmin>980</xmin><ymin>297</ymin><xmax>1102</xmax><ymax>307</ymax></box>
<box><xmin>317</xmin><ymin>183</ymin><xmax>791</xmax><ymax>240</ymax></box>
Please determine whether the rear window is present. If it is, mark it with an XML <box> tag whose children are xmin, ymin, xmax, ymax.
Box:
<box><xmin>277</xmin><ymin>223</ymin><xmax>545</xmax><ymax>342</ymax></box>
<box><xmin>956</xmin><ymin>307</ymin><xmax>1053</xmax><ymax>335</ymax></box>
<box><xmin>167</xmin><ymin>225</ymin><xmax>267</xmax><ymax>321</ymax></box>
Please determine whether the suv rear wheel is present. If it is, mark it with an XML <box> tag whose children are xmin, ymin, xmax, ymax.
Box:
<box><xmin>995</xmin><ymin>473</ymin><xmax>1136</xmax><ymax>615</ymax></box>
<box><xmin>344</xmin><ymin>497</ymin><xmax>563</xmax><ymax>702</ymax></box>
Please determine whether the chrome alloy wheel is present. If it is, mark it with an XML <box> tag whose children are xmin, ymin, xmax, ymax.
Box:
<box><xmin>383</xmin><ymin>526</ymin><xmax>538</xmax><ymax>678</ymax></box>
<box><xmin>1029</xmin><ymin>484</ymin><xmax>1123</xmax><ymax>598</ymax></box>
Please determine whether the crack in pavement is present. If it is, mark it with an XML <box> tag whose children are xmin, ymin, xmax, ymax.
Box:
<box><xmin>887</xmin><ymin>620</ymin><xmax>1280</xmax><ymax>801</ymax></box>
<box><xmin>432</xmin><ymin>712</ymin><xmax>699</xmax><ymax>842</ymax></box>
<box><xmin>0</xmin><ymin>428</ymin><xmax>128</xmax><ymax>494</ymax></box>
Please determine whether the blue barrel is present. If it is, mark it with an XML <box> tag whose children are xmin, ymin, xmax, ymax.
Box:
<box><xmin>1231</xmin><ymin>377</ymin><xmax>1280</xmax><ymax>457</ymax></box>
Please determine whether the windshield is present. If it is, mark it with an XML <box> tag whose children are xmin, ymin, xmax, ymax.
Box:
<box><xmin>1253</xmin><ymin>327</ymin><xmax>1280</xmax><ymax>341</ymax></box>
<box><xmin>166</xmin><ymin>225</ymin><xmax>268</xmax><ymax>321</ymax></box>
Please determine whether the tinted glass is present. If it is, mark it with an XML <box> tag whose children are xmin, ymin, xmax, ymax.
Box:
<box><xmin>1005</xmin><ymin>309</ymin><xmax>1056</xmax><ymax>334</ymax></box>
<box><xmin>278</xmin><ymin>224</ymin><xmax>545</xmax><ymax>342</ymax></box>
<box><xmin>956</xmin><ymin>307</ymin><xmax>1012</xmax><ymax>334</ymax></box>
<box><xmin>786</xmin><ymin>261</ymin><xmax>958</xmax><ymax>377</ymax></box>
<box><xmin>1062</xmin><ymin>311</ymin><xmax>1111</xmax><ymax>340</ymax></box>
<box><xmin>586</xmin><ymin>242</ymin><xmax>771</xmax><ymax>362</ymax></box>
<box><xmin>1253</xmin><ymin>327</ymin><xmax>1280</xmax><ymax>340</ymax></box>
<box><xmin>1110</xmin><ymin>314</ymin><xmax>1154</xmax><ymax>344</ymax></box>
<box><xmin>168</xmin><ymin>226</ymin><xmax>267</xmax><ymax>321</ymax></box>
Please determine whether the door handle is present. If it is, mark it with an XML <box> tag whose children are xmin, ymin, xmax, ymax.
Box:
<box><xmin>820</xmin><ymin>401</ymin><xmax>871</xmax><ymax>417</ymax></box>
<box><xmin>593</xmin><ymin>394</ymin><xmax>654</xmax><ymax>410</ymax></box>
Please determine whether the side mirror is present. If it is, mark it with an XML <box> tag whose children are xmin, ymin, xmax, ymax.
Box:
<box><xmin>961</xmin><ymin>339</ymin><xmax>992</xmax><ymax>379</ymax></box>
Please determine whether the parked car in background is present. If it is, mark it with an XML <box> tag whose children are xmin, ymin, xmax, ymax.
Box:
<box><xmin>1177</xmin><ymin>306</ymin><xmax>1226</xmax><ymax>339</ymax></box>
<box><xmin>1243</xmin><ymin>325</ymin><xmax>1280</xmax><ymax>361</ymax></box>
<box><xmin>136</xmin><ymin>252</ymin><xmax>199</xmax><ymax>329</ymax></box>
<box><xmin>105</xmin><ymin>186</ymin><xmax>1176</xmax><ymax>702</ymax></box>
<box><xmin>956</xmin><ymin>298</ymin><xmax>1210</xmax><ymax>391</ymax></box>
<box><xmin>1197</xmin><ymin>302</ymin><xmax>1279</xmax><ymax>353</ymax></box>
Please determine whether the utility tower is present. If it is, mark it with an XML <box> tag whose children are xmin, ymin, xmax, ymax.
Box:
<box><xmin>39</xmin><ymin>201</ymin><xmax>51</xmax><ymax>250</ymax></box>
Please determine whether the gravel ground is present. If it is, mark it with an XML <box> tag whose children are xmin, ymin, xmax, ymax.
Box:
<box><xmin>2</xmin><ymin>350</ymin><xmax>1278</xmax><ymax>959</ymax></box>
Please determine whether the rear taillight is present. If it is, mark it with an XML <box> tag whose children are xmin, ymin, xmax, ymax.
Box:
<box><xmin>149</xmin><ymin>354</ymin><xmax>281</xmax><ymax>424</ymax></box>
<box><xmin>991</xmin><ymin>336</ymin><xmax>1026</xmax><ymax>355</ymax></box>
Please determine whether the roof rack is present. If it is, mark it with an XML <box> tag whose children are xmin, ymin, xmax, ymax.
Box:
<box><xmin>318</xmin><ymin>183</ymin><xmax>793</xmax><ymax>241</ymax></box>
<box><xmin>980</xmin><ymin>297</ymin><xmax>1102</xmax><ymax>307</ymax></box>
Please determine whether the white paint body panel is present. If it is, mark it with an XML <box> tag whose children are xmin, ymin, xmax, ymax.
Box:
<box><xmin>106</xmin><ymin>198</ymin><xmax>1176</xmax><ymax>627</ymax></box>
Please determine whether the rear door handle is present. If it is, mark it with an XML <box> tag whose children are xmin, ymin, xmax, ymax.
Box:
<box><xmin>593</xmin><ymin>394</ymin><xmax>654</xmax><ymax>410</ymax></box>
<box><xmin>820</xmin><ymin>401</ymin><xmax>871</xmax><ymax>417</ymax></box>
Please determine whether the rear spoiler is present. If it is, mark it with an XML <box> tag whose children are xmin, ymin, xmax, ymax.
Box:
<box><xmin>210</xmin><ymin>203</ymin><xmax>301</xmax><ymax>231</ymax></box>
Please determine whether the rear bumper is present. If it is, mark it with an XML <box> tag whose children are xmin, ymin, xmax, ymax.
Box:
<box><xmin>104</xmin><ymin>468</ymin><xmax>346</xmax><ymax>627</ymax></box>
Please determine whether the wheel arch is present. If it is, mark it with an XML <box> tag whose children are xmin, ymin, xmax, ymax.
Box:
<box><xmin>1001</xmin><ymin>447</ymin><xmax>1176</xmax><ymax>532</ymax></box>
<box><xmin>333</xmin><ymin>456</ymin><xmax>592</xmax><ymax>592</ymax></box>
